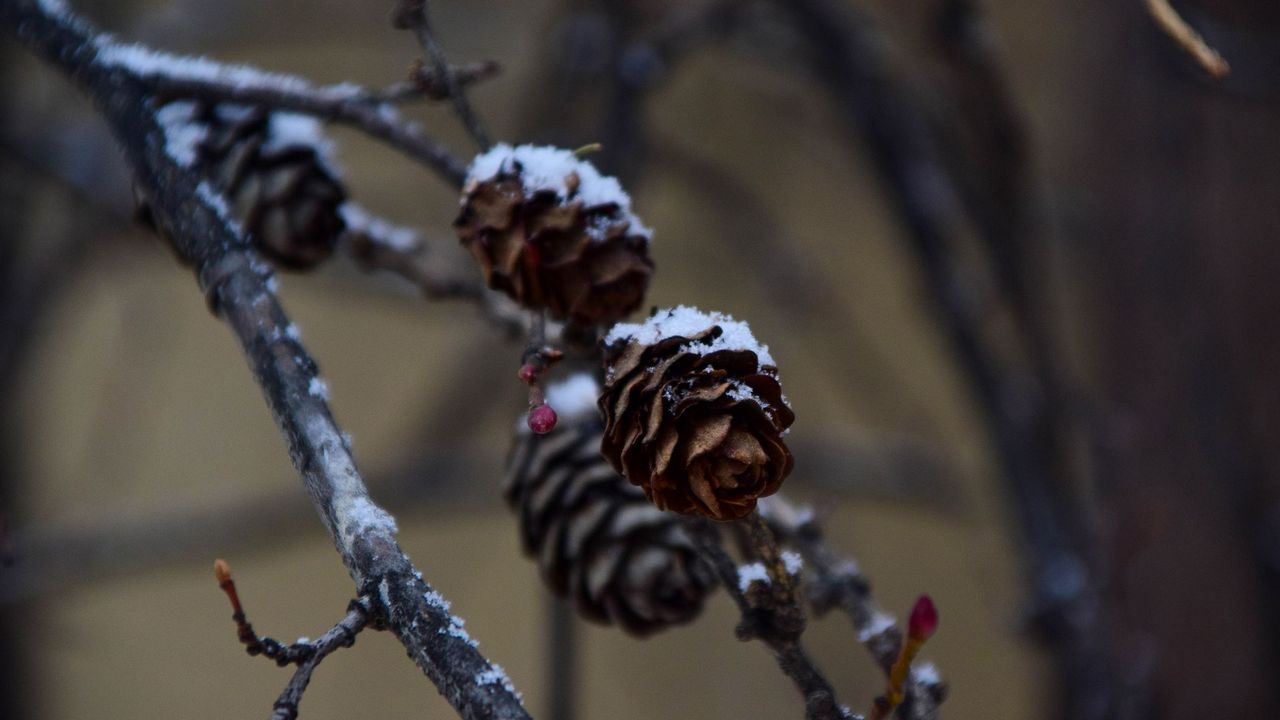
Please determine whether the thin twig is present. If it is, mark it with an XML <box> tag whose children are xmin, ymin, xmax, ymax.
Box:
<box><xmin>760</xmin><ymin>497</ymin><xmax>946</xmax><ymax>720</ymax></box>
<box><xmin>376</xmin><ymin>59</ymin><xmax>502</xmax><ymax>103</ymax></box>
<box><xmin>1143</xmin><ymin>0</ymin><xmax>1229</xmax><ymax>79</ymax></box>
<box><xmin>337</xmin><ymin>206</ymin><xmax>526</xmax><ymax>338</ymax></box>
<box><xmin>392</xmin><ymin>0</ymin><xmax>491</xmax><ymax>149</ymax></box>
<box><xmin>688</xmin><ymin>518</ymin><xmax>844</xmax><ymax>720</ymax></box>
<box><xmin>270</xmin><ymin>604</ymin><xmax>371</xmax><ymax>720</ymax></box>
<box><xmin>2</xmin><ymin>4</ymin><xmax>530</xmax><ymax>718</ymax></box>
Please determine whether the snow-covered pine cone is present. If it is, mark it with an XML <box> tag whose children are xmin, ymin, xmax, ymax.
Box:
<box><xmin>454</xmin><ymin>144</ymin><xmax>654</xmax><ymax>327</ymax></box>
<box><xmin>155</xmin><ymin>101</ymin><xmax>347</xmax><ymax>269</ymax></box>
<box><xmin>600</xmin><ymin>307</ymin><xmax>795</xmax><ymax>521</ymax></box>
<box><xmin>505</xmin><ymin>374</ymin><xmax>716</xmax><ymax>636</ymax></box>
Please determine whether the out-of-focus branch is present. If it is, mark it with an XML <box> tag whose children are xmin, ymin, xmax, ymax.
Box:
<box><xmin>338</xmin><ymin>206</ymin><xmax>526</xmax><ymax>338</ymax></box>
<box><xmin>771</xmin><ymin>1</ymin><xmax>1113</xmax><ymax>717</ymax></box>
<box><xmin>392</xmin><ymin>0</ymin><xmax>491</xmax><ymax>149</ymax></box>
<box><xmin>2</xmin><ymin>3</ymin><xmax>529</xmax><ymax>718</ymax></box>
<box><xmin>688</xmin><ymin>517</ymin><xmax>845</xmax><ymax>720</ymax></box>
<box><xmin>545</xmin><ymin>596</ymin><xmax>578</xmax><ymax>720</ymax></box>
<box><xmin>375</xmin><ymin>59</ymin><xmax>502</xmax><ymax>104</ymax></box>
<box><xmin>1142</xmin><ymin>0</ymin><xmax>1229</xmax><ymax>78</ymax></box>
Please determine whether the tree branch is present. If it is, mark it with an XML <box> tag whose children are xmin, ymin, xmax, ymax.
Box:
<box><xmin>392</xmin><ymin>0</ymin><xmax>491</xmax><ymax>149</ymax></box>
<box><xmin>93</xmin><ymin>37</ymin><xmax>469</xmax><ymax>187</ymax></box>
<box><xmin>688</xmin><ymin>517</ymin><xmax>845</xmax><ymax>720</ymax></box>
<box><xmin>760</xmin><ymin>497</ymin><xmax>946</xmax><ymax>720</ymax></box>
<box><xmin>2</xmin><ymin>3</ymin><xmax>529</xmax><ymax>718</ymax></box>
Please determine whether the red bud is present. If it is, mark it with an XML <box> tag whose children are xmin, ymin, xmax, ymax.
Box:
<box><xmin>908</xmin><ymin>594</ymin><xmax>938</xmax><ymax>640</ymax></box>
<box><xmin>527</xmin><ymin>403</ymin><xmax>558</xmax><ymax>434</ymax></box>
<box><xmin>517</xmin><ymin>363</ymin><xmax>539</xmax><ymax>384</ymax></box>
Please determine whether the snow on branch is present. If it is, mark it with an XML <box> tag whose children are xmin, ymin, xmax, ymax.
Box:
<box><xmin>1</xmin><ymin>2</ymin><xmax>530</xmax><ymax>718</ymax></box>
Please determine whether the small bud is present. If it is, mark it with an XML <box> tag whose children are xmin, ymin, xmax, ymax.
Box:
<box><xmin>908</xmin><ymin>594</ymin><xmax>938</xmax><ymax>641</ymax></box>
<box><xmin>528</xmin><ymin>403</ymin><xmax>558</xmax><ymax>434</ymax></box>
<box><xmin>213</xmin><ymin>558</ymin><xmax>232</xmax><ymax>585</ymax></box>
<box><xmin>518</xmin><ymin>363</ymin><xmax>540</xmax><ymax>384</ymax></box>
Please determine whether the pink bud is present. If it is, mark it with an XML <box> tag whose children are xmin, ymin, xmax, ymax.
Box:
<box><xmin>527</xmin><ymin>403</ymin><xmax>558</xmax><ymax>434</ymax></box>
<box><xmin>908</xmin><ymin>594</ymin><xmax>938</xmax><ymax>641</ymax></box>
<box><xmin>517</xmin><ymin>363</ymin><xmax>539</xmax><ymax>384</ymax></box>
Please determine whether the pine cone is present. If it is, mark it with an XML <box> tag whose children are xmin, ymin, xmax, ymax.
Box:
<box><xmin>157</xmin><ymin>101</ymin><xmax>347</xmax><ymax>269</ymax></box>
<box><xmin>454</xmin><ymin>144</ymin><xmax>654</xmax><ymax>326</ymax></box>
<box><xmin>505</xmin><ymin>375</ymin><xmax>716</xmax><ymax>636</ymax></box>
<box><xmin>599</xmin><ymin>307</ymin><xmax>795</xmax><ymax>521</ymax></box>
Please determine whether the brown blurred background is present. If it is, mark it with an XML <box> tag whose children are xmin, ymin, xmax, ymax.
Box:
<box><xmin>3</xmin><ymin>1</ymin><xmax>1279</xmax><ymax>719</ymax></box>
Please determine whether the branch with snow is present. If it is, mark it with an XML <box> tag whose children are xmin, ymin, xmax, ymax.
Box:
<box><xmin>760</xmin><ymin>497</ymin><xmax>946</xmax><ymax>720</ymax></box>
<box><xmin>338</xmin><ymin>204</ymin><xmax>526</xmax><ymax>338</ymax></box>
<box><xmin>91</xmin><ymin>29</ymin><xmax>470</xmax><ymax>186</ymax></box>
<box><xmin>687</xmin><ymin>515</ymin><xmax>847</xmax><ymax>720</ymax></box>
<box><xmin>2</xmin><ymin>3</ymin><xmax>530</xmax><ymax>719</ymax></box>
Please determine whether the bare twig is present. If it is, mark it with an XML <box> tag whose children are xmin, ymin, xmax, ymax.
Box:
<box><xmin>688</xmin><ymin>517</ymin><xmax>844</xmax><ymax>720</ymax></box>
<box><xmin>392</xmin><ymin>0</ymin><xmax>491</xmax><ymax>149</ymax></box>
<box><xmin>1143</xmin><ymin>0</ymin><xmax>1229</xmax><ymax>78</ymax></box>
<box><xmin>377</xmin><ymin>59</ymin><xmax>502</xmax><ymax>103</ymax></box>
<box><xmin>270</xmin><ymin>605</ymin><xmax>370</xmax><ymax>720</ymax></box>
<box><xmin>215</xmin><ymin>559</ymin><xmax>321</xmax><ymax>666</ymax></box>
<box><xmin>2</xmin><ymin>4</ymin><xmax>530</xmax><ymax>718</ymax></box>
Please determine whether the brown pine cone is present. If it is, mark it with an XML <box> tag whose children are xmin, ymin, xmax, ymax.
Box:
<box><xmin>454</xmin><ymin>144</ymin><xmax>654</xmax><ymax>327</ymax></box>
<box><xmin>600</xmin><ymin>307</ymin><xmax>795</xmax><ymax>521</ymax></box>
<box><xmin>156</xmin><ymin>101</ymin><xmax>347</xmax><ymax>270</ymax></box>
<box><xmin>505</xmin><ymin>374</ymin><xmax>717</xmax><ymax>636</ymax></box>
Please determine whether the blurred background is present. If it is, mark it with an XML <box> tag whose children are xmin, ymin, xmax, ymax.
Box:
<box><xmin>3</xmin><ymin>0</ymin><xmax>1279</xmax><ymax>719</ymax></box>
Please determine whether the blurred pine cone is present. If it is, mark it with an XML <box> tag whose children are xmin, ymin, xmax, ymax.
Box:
<box><xmin>454</xmin><ymin>144</ymin><xmax>654</xmax><ymax>327</ymax></box>
<box><xmin>505</xmin><ymin>375</ymin><xmax>716</xmax><ymax>636</ymax></box>
<box><xmin>600</xmin><ymin>307</ymin><xmax>795</xmax><ymax>521</ymax></box>
<box><xmin>156</xmin><ymin>101</ymin><xmax>347</xmax><ymax>270</ymax></box>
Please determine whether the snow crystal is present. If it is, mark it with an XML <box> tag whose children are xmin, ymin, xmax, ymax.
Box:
<box><xmin>544</xmin><ymin>374</ymin><xmax>601</xmax><ymax>421</ymax></box>
<box><xmin>339</xmin><ymin>204</ymin><xmax>420</xmax><ymax>252</ymax></box>
<box><xmin>475</xmin><ymin>665</ymin><xmax>522</xmax><ymax>699</ymax></box>
<box><xmin>308</xmin><ymin>377</ymin><xmax>330</xmax><ymax>401</ymax></box>
<box><xmin>155</xmin><ymin>101</ymin><xmax>204</xmax><ymax>167</ymax></box>
<box><xmin>782</xmin><ymin>551</ymin><xmax>804</xmax><ymax>575</ymax></box>
<box><xmin>913</xmin><ymin>661</ymin><xmax>941</xmax><ymax>685</ymax></box>
<box><xmin>466</xmin><ymin>144</ymin><xmax>651</xmax><ymax>242</ymax></box>
<box><xmin>605</xmin><ymin>306</ymin><xmax>775</xmax><ymax>367</ymax></box>
<box><xmin>285</xmin><ymin>323</ymin><xmax>302</xmax><ymax>341</ymax></box>
<box><xmin>295</xmin><ymin>636</ymin><xmax>310</xmax><ymax>645</ymax></box>
<box><xmin>423</xmin><ymin>589</ymin><xmax>452</xmax><ymax>612</ymax></box>
<box><xmin>858</xmin><ymin>611</ymin><xmax>896</xmax><ymax>642</ymax></box>
<box><xmin>441</xmin><ymin>619</ymin><xmax>478</xmax><ymax>648</ymax></box>
<box><xmin>737</xmin><ymin>562</ymin><xmax>770</xmax><ymax>593</ymax></box>
<box><xmin>265</xmin><ymin>275</ymin><xmax>280</xmax><ymax>293</ymax></box>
